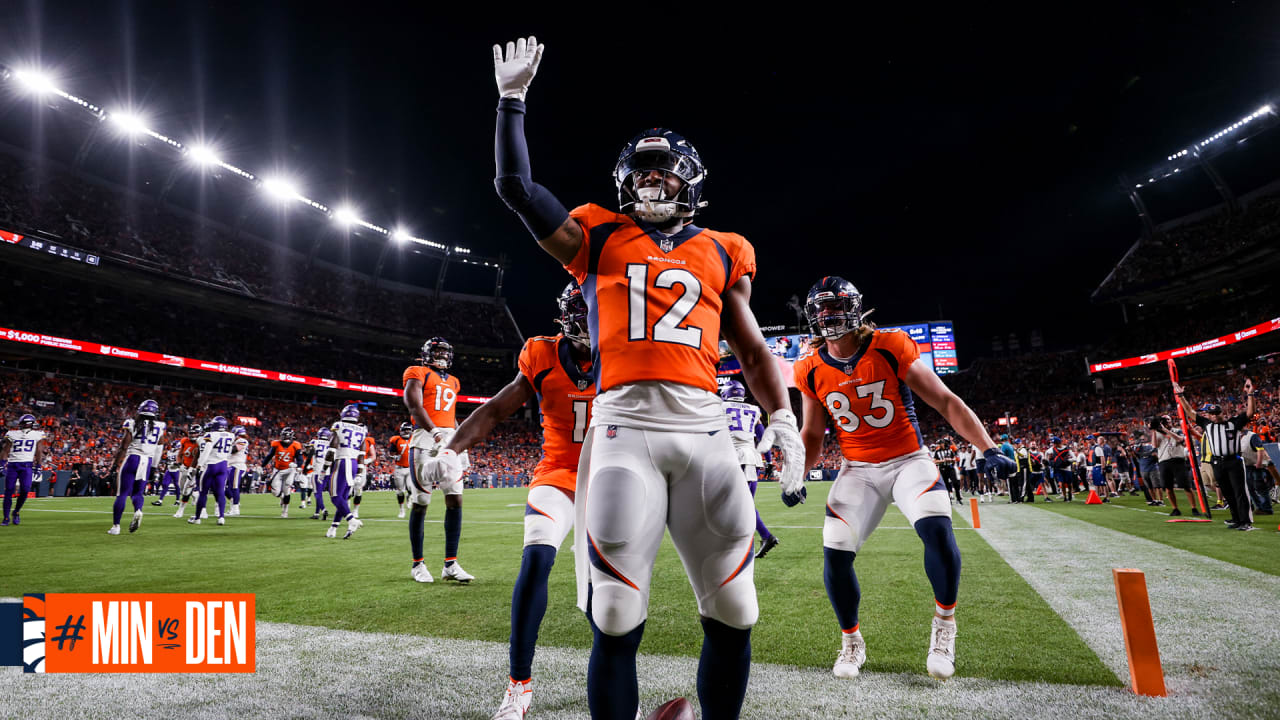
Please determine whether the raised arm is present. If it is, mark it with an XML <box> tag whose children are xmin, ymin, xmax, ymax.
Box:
<box><xmin>445</xmin><ymin>372</ymin><xmax>536</xmax><ymax>454</ymax></box>
<box><xmin>492</xmin><ymin>36</ymin><xmax>583</xmax><ymax>265</ymax></box>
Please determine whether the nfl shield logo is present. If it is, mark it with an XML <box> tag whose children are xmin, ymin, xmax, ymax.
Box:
<box><xmin>843</xmin><ymin>364</ymin><xmax>854</xmax><ymax>375</ymax></box>
<box><xmin>606</xmin><ymin>425</ymin><xmax>618</xmax><ymax>439</ymax></box>
<box><xmin>577</xmin><ymin>379</ymin><xmax>590</xmax><ymax>390</ymax></box>
<box><xmin>659</xmin><ymin>238</ymin><xmax>674</xmax><ymax>253</ymax></box>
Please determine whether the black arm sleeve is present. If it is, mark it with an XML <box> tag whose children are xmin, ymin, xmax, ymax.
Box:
<box><xmin>494</xmin><ymin>98</ymin><xmax>570</xmax><ymax>240</ymax></box>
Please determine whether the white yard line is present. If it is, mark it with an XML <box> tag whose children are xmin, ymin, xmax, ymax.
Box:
<box><xmin>955</xmin><ymin>501</ymin><xmax>1280</xmax><ymax>718</ymax></box>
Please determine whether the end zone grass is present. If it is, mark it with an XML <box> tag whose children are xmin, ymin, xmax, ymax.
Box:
<box><xmin>1</xmin><ymin>485</ymin><xmax>1117</xmax><ymax>686</ymax></box>
<box><xmin>1032</xmin><ymin>494</ymin><xmax>1280</xmax><ymax>576</ymax></box>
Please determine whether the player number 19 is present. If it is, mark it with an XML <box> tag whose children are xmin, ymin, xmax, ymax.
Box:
<box><xmin>572</xmin><ymin>400</ymin><xmax>589</xmax><ymax>443</ymax></box>
<box><xmin>434</xmin><ymin>384</ymin><xmax>457</xmax><ymax>413</ymax></box>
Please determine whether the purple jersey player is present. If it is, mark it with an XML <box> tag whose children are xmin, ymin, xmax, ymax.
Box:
<box><xmin>721</xmin><ymin>380</ymin><xmax>779</xmax><ymax>558</ymax></box>
<box><xmin>2</xmin><ymin>413</ymin><xmax>49</xmax><ymax>526</ymax></box>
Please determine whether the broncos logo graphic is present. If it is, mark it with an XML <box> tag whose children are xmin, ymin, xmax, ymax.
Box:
<box><xmin>22</xmin><ymin>593</ymin><xmax>45</xmax><ymax>673</ymax></box>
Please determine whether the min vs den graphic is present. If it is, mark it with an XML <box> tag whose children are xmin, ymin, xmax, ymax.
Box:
<box><xmin>20</xmin><ymin>593</ymin><xmax>255</xmax><ymax>673</ymax></box>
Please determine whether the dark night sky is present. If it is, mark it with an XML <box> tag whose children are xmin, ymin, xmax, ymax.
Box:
<box><xmin>4</xmin><ymin>2</ymin><xmax>1280</xmax><ymax>362</ymax></box>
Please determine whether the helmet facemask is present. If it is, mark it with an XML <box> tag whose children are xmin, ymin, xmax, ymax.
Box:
<box><xmin>558</xmin><ymin>292</ymin><xmax>591</xmax><ymax>350</ymax></box>
<box><xmin>616</xmin><ymin>149</ymin><xmax>705</xmax><ymax>223</ymax></box>
<box><xmin>806</xmin><ymin>294</ymin><xmax>863</xmax><ymax>341</ymax></box>
<box><xmin>422</xmin><ymin>339</ymin><xmax>453</xmax><ymax>370</ymax></box>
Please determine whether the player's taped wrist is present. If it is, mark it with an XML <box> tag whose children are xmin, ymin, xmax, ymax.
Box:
<box><xmin>494</xmin><ymin>98</ymin><xmax>569</xmax><ymax>241</ymax></box>
<box><xmin>768</xmin><ymin>408</ymin><xmax>798</xmax><ymax>429</ymax></box>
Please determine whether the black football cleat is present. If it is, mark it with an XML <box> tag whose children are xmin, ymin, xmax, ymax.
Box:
<box><xmin>755</xmin><ymin>536</ymin><xmax>780</xmax><ymax>559</ymax></box>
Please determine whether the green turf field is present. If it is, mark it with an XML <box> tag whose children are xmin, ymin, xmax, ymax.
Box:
<box><xmin>1029</xmin><ymin>493</ymin><xmax>1280</xmax><ymax>577</ymax></box>
<box><xmin>0</xmin><ymin>485</ymin><xmax>1118</xmax><ymax>686</ymax></box>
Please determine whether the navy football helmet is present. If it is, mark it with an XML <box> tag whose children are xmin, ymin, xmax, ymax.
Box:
<box><xmin>399</xmin><ymin>421</ymin><xmax>413</xmax><ymax>438</ymax></box>
<box><xmin>558</xmin><ymin>281</ymin><xmax>590</xmax><ymax>348</ymax></box>
<box><xmin>208</xmin><ymin>416</ymin><xmax>228</xmax><ymax>431</ymax></box>
<box><xmin>281</xmin><ymin>427</ymin><xmax>295</xmax><ymax>442</ymax></box>
<box><xmin>804</xmin><ymin>276</ymin><xmax>863</xmax><ymax>341</ymax></box>
<box><xmin>720</xmin><ymin>379</ymin><xmax>746</xmax><ymax>402</ymax></box>
<box><xmin>18</xmin><ymin>413</ymin><xmax>36</xmax><ymax>430</ymax></box>
<box><xmin>188</xmin><ymin>423</ymin><xmax>202</xmax><ymax>436</ymax></box>
<box><xmin>615</xmin><ymin>128</ymin><xmax>707</xmax><ymax>223</ymax></box>
<box><xmin>421</xmin><ymin>337</ymin><xmax>453</xmax><ymax>370</ymax></box>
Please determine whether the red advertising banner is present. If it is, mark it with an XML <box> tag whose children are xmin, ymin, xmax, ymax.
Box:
<box><xmin>0</xmin><ymin>326</ymin><xmax>492</xmax><ymax>404</ymax></box>
<box><xmin>1088</xmin><ymin>317</ymin><xmax>1280</xmax><ymax>374</ymax></box>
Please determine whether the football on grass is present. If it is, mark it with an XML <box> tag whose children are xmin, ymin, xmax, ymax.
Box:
<box><xmin>646</xmin><ymin>697</ymin><xmax>696</xmax><ymax>720</ymax></box>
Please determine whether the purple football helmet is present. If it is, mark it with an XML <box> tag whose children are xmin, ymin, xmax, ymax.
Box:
<box><xmin>137</xmin><ymin>399</ymin><xmax>160</xmax><ymax>416</ymax></box>
<box><xmin>208</xmin><ymin>416</ymin><xmax>228</xmax><ymax>431</ymax></box>
<box><xmin>18</xmin><ymin>413</ymin><xmax>36</xmax><ymax>429</ymax></box>
<box><xmin>720</xmin><ymin>380</ymin><xmax>746</xmax><ymax>402</ymax></box>
<box><xmin>340</xmin><ymin>405</ymin><xmax>360</xmax><ymax>422</ymax></box>
<box><xmin>231</xmin><ymin>426</ymin><xmax>246</xmax><ymax>436</ymax></box>
<box><xmin>317</xmin><ymin>428</ymin><xmax>333</xmax><ymax>440</ymax></box>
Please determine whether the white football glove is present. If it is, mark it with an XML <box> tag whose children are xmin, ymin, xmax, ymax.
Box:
<box><xmin>426</xmin><ymin>448</ymin><xmax>464</xmax><ymax>488</ymax></box>
<box><xmin>492</xmin><ymin>35</ymin><xmax>544</xmax><ymax>101</ymax></box>
<box><xmin>756</xmin><ymin>409</ymin><xmax>806</xmax><ymax>499</ymax></box>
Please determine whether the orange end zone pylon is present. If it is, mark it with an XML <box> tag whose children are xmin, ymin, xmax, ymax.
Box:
<box><xmin>1085</xmin><ymin>488</ymin><xmax>1103</xmax><ymax>504</ymax></box>
<box><xmin>969</xmin><ymin>497</ymin><xmax>981</xmax><ymax>528</ymax></box>
<box><xmin>1112</xmin><ymin>569</ymin><xmax>1167</xmax><ymax>697</ymax></box>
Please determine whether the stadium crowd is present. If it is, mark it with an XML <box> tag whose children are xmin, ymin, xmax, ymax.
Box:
<box><xmin>0</xmin><ymin>149</ymin><xmax>521</xmax><ymax>347</ymax></box>
<box><xmin>1096</xmin><ymin>187</ymin><xmax>1280</xmax><ymax>298</ymax></box>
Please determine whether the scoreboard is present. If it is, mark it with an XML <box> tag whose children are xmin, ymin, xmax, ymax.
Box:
<box><xmin>884</xmin><ymin>321</ymin><xmax>958</xmax><ymax>375</ymax></box>
<box><xmin>717</xmin><ymin>320</ymin><xmax>959</xmax><ymax>384</ymax></box>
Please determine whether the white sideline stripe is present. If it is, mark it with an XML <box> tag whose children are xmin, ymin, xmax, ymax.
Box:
<box><xmin>15</xmin><ymin>508</ymin><xmax>975</xmax><ymax>531</ymax></box>
<box><xmin>0</xmin><ymin>620</ymin><xmax>1216</xmax><ymax>720</ymax></box>
<box><xmin>956</xmin><ymin>501</ymin><xmax>1280</xmax><ymax>714</ymax></box>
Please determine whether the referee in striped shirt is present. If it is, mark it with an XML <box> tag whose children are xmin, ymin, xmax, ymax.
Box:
<box><xmin>1173</xmin><ymin>377</ymin><xmax>1257</xmax><ymax>531</ymax></box>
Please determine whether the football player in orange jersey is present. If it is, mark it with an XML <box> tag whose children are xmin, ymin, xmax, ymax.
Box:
<box><xmin>793</xmin><ymin>276</ymin><xmax>1016</xmax><ymax>682</ymax></box>
<box><xmin>492</xmin><ymin>37</ymin><xmax>805</xmax><ymax>720</ymax></box>
<box><xmin>424</xmin><ymin>282</ymin><xmax>594</xmax><ymax>720</ymax></box>
<box><xmin>262</xmin><ymin>427</ymin><xmax>306</xmax><ymax>519</ymax></box>
<box><xmin>172</xmin><ymin>423</ymin><xmax>203</xmax><ymax>519</ymax></box>
<box><xmin>403</xmin><ymin>336</ymin><xmax>474</xmax><ymax>584</ymax></box>
<box><xmin>388</xmin><ymin>422</ymin><xmax>413</xmax><ymax>519</ymax></box>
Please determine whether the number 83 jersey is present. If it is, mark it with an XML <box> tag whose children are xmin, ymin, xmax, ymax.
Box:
<box><xmin>793</xmin><ymin>329</ymin><xmax>926</xmax><ymax>464</ymax></box>
<box><xmin>565</xmin><ymin>203</ymin><xmax>756</xmax><ymax>397</ymax></box>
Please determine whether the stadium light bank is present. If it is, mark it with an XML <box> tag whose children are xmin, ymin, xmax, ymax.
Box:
<box><xmin>0</xmin><ymin>62</ymin><xmax>462</xmax><ymax>258</ymax></box>
<box><xmin>1134</xmin><ymin>104</ymin><xmax>1276</xmax><ymax>189</ymax></box>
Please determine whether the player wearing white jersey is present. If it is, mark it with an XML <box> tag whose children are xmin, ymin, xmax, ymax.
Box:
<box><xmin>2</xmin><ymin>413</ymin><xmax>49</xmax><ymax>526</ymax></box>
<box><xmin>720</xmin><ymin>380</ymin><xmax>780</xmax><ymax>559</ymax></box>
<box><xmin>106</xmin><ymin>400</ymin><xmax>166</xmax><ymax>535</ymax></box>
<box><xmin>325</xmin><ymin>405</ymin><xmax>367</xmax><ymax>539</ymax></box>
<box><xmin>190</xmin><ymin>416</ymin><xmax>235</xmax><ymax>526</ymax></box>
<box><xmin>307</xmin><ymin>429</ymin><xmax>333</xmax><ymax>521</ymax></box>
<box><xmin>227</xmin><ymin>426</ymin><xmax>249</xmax><ymax>517</ymax></box>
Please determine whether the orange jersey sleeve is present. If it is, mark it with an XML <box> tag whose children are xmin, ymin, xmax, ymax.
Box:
<box><xmin>519</xmin><ymin>335</ymin><xmax>595</xmax><ymax>492</ymax></box>
<box><xmin>388</xmin><ymin>435</ymin><xmax>410</xmax><ymax>467</ymax></box>
<box><xmin>403</xmin><ymin>365</ymin><xmax>461</xmax><ymax>429</ymax></box>
<box><xmin>794</xmin><ymin>329</ymin><xmax>924</xmax><ymax>464</ymax></box>
<box><xmin>363</xmin><ymin>435</ymin><xmax>376</xmax><ymax>462</ymax></box>
<box><xmin>565</xmin><ymin>203</ymin><xmax>756</xmax><ymax>394</ymax></box>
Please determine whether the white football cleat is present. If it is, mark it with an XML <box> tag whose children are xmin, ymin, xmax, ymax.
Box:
<box><xmin>188</xmin><ymin>517</ymin><xmax>201</xmax><ymax>525</ymax></box>
<box><xmin>343</xmin><ymin>518</ymin><xmax>363</xmax><ymax>539</ymax></box>
<box><xmin>107</xmin><ymin>525</ymin><xmax>121</xmax><ymax>535</ymax></box>
<box><xmin>411</xmin><ymin>563</ymin><xmax>434</xmax><ymax>583</ymax></box>
<box><xmin>281</xmin><ymin>508</ymin><xmax>289</xmax><ymax>519</ymax></box>
<box><xmin>398</xmin><ymin>509</ymin><xmax>406</xmax><ymax>519</ymax></box>
<box><xmin>325</xmin><ymin>526</ymin><xmax>337</xmax><ymax>539</ymax></box>
<box><xmin>833</xmin><ymin>630</ymin><xmax>866</xmax><ymax>678</ymax></box>
<box><xmin>230</xmin><ymin>504</ymin><xmax>240</xmax><ymax>516</ymax></box>
<box><xmin>129</xmin><ymin>509</ymin><xmax>143</xmax><ymax>533</ymax></box>
<box><xmin>217</xmin><ymin>516</ymin><xmax>226</xmax><ymax>526</ymax></box>
<box><xmin>927</xmin><ymin>616</ymin><xmax>957</xmax><ymax>680</ymax></box>
<box><xmin>491</xmin><ymin>677</ymin><xmax>532</xmax><ymax>719</ymax></box>
<box><xmin>442</xmin><ymin>562</ymin><xmax>475</xmax><ymax>583</ymax></box>
<box><xmin>173</xmin><ymin>506</ymin><xmax>185</xmax><ymax>519</ymax></box>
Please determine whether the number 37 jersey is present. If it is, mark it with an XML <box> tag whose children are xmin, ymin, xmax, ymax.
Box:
<box><xmin>565</xmin><ymin>203</ymin><xmax>756</xmax><ymax>395</ymax></box>
<box><xmin>793</xmin><ymin>329</ymin><xmax>926</xmax><ymax>464</ymax></box>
